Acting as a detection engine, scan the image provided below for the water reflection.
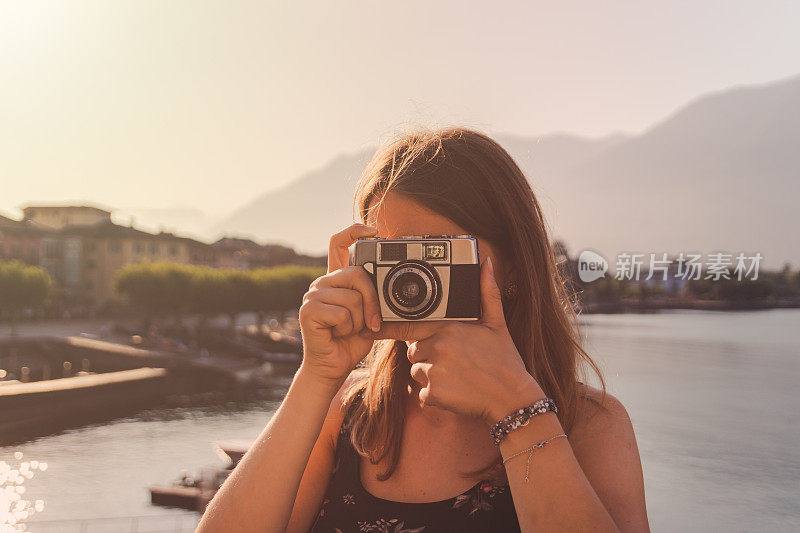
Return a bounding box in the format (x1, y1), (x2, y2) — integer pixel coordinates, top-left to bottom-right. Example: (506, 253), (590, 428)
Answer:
(1, 452), (48, 531)
(2, 310), (799, 532)
(1, 383), (291, 532)
(580, 309), (800, 531)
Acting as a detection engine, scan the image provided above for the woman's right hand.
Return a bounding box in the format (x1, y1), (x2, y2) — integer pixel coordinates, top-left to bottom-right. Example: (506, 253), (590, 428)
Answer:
(298, 223), (382, 385)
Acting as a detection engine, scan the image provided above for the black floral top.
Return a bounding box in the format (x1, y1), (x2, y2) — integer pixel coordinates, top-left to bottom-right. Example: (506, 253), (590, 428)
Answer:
(310, 390), (521, 532)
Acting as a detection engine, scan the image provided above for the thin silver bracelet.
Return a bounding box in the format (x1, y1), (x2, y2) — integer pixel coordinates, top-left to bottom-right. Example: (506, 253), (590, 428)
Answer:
(501, 433), (568, 483)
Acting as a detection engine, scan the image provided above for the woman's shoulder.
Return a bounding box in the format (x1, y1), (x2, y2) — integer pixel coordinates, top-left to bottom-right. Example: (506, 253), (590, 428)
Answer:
(320, 368), (369, 448)
(568, 384), (642, 491)
(568, 385), (649, 529)
(570, 384), (635, 449)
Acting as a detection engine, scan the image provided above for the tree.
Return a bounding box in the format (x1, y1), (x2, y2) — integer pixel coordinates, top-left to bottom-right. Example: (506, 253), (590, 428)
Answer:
(0, 260), (53, 336)
(218, 269), (256, 332)
(264, 266), (324, 322)
(183, 266), (223, 327)
(246, 268), (278, 331)
(114, 262), (325, 333)
(114, 262), (193, 327)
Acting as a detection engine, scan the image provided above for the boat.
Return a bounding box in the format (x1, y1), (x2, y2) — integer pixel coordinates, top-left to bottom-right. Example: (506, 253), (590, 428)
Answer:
(211, 439), (251, 467)
(149, 440), (252, 512)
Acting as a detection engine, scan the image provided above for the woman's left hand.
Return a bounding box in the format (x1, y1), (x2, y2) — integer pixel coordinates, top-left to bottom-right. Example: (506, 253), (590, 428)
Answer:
(373, 257), (544, 426)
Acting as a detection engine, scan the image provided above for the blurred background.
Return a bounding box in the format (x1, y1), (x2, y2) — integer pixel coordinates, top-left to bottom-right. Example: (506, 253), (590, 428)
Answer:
(1, 2), (798, 531)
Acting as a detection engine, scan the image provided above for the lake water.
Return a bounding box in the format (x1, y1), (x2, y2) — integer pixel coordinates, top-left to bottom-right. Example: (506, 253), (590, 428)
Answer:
(3, 310), (799, 532)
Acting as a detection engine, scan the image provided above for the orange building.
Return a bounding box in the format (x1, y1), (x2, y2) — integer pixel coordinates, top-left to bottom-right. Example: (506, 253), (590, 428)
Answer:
(0, 214), (45, 266)
(22, 205), (113, 230)
(17, 205), (213, 307)
(2, 204), (322, 309)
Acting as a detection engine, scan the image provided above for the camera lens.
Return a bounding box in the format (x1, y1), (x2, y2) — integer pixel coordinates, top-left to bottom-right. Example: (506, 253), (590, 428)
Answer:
(392, 272), (427, 308)
(383, 261), (442, 320)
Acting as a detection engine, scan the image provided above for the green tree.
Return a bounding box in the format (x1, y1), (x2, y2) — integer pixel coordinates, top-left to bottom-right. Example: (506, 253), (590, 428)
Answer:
(0, 260), (53, 336)
(115, 262), (324, 333)
(184, 266), (225, 327)
(246, 268), (279, 331)
(266, 265), (324, 322)
(218, 269), (257, 332)
(114, 262), (193, 327)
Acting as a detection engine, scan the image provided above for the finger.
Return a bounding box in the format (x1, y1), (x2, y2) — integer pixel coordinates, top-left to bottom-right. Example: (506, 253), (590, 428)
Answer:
(328, 306), (355, 337)
(316, 266), (381, 332)
(480, 256), (506, 328)
(407, 336), (442, 363)
(310, 287), (366, 334)
(418, 386), (433, 407)
(328, 223), (378, 273)
(300, 300), (355, 338)
(410, 361), (432, 386)
(368, 320), (446, 342)
(406, 341), (428, 363)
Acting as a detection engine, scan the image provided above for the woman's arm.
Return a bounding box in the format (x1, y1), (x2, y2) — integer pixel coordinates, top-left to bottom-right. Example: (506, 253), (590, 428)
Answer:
(196, 367), (343, 533)
(198, 223), (382, 532)
(286, 369), (366, 532)
(486, 381), (649, 532)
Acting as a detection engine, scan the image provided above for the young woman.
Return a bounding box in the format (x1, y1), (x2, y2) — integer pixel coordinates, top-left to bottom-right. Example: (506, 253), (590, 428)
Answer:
(197, 128), (649, 532)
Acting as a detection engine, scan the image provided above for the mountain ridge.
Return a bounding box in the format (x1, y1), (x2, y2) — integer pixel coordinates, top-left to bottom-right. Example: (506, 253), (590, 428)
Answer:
(215, 74), (800, 265)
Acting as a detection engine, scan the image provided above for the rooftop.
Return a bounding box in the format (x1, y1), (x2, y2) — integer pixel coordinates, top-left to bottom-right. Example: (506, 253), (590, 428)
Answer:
(22, 204), (112, 216)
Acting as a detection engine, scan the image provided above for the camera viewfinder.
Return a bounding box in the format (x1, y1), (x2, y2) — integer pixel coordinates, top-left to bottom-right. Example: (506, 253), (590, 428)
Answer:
(423, 243), (447, 261)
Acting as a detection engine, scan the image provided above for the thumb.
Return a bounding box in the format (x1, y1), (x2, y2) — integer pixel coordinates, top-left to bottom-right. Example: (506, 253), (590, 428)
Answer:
(480, 256), (506, 328)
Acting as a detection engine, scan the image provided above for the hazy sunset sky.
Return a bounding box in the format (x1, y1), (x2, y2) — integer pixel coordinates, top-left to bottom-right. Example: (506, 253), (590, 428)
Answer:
(1, 1), (798, 217)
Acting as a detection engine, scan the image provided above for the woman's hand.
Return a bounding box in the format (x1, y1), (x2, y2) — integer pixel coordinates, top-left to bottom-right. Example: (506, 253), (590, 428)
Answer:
(298, 224), (382, 386)
(373, 257), (542, 425)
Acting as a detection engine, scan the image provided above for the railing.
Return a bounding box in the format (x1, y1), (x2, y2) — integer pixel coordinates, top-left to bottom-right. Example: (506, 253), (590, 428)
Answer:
(21, 513), (199, 533)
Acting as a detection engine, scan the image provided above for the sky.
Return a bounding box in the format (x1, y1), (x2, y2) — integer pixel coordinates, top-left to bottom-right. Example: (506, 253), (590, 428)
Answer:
(1, 1), (799, 218)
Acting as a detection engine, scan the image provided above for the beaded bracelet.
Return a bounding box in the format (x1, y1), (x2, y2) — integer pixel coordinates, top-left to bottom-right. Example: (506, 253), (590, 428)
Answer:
(489, 398), (557, 445)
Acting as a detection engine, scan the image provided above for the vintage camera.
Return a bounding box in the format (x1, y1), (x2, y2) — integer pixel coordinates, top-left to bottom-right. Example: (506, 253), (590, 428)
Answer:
(349, 235), (481, 321)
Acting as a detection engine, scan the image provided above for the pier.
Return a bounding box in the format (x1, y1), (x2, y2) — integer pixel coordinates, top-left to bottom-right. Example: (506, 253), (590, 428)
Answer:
(0, 335), (300, 445)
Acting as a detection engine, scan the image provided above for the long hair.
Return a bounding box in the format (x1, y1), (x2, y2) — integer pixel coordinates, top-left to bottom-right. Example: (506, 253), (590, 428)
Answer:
(342, 127), (604, 481)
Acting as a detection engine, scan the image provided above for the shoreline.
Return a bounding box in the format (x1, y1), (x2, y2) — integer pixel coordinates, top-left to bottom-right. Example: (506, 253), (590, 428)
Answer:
(578, 298), (800, 314)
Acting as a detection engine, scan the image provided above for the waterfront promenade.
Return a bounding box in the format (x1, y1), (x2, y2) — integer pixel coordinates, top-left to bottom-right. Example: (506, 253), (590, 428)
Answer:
(0, 316), (301, 445)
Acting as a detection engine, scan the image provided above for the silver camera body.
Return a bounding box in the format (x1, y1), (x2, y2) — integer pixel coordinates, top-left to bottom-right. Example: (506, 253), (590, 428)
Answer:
(349, 235), (481, 321)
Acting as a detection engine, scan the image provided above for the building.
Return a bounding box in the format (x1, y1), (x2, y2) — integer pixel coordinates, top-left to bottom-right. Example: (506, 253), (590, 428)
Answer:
(636, 258), (689, 296)
(0, 214), (46, 266)
(212, 237), (325, 270)
(22, 205), (112, 230)
(1, 204), (324, 309)
(1, 205), (215, 307)
(41, 222), (215, 307)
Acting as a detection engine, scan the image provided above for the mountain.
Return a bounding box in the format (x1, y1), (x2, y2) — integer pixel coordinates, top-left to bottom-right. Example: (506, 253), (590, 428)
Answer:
(112, 207), (221, 242)
(215, 150), (374, 253)
(214, 136), (626, 253)
(546, 75), (800, 267)
(217, 75), (800, 266)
